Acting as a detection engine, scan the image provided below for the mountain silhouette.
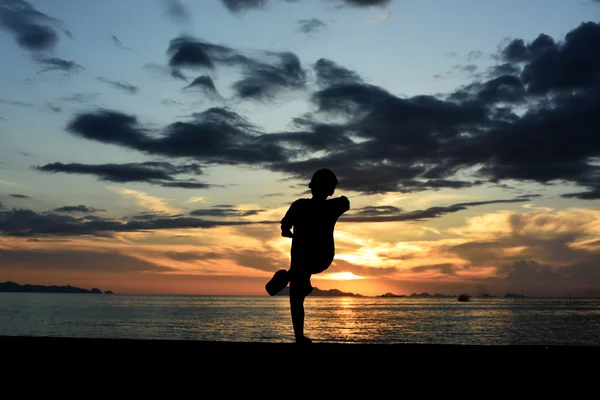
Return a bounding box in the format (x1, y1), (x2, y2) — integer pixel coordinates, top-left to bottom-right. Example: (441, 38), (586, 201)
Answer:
(0, 281), (111, 294)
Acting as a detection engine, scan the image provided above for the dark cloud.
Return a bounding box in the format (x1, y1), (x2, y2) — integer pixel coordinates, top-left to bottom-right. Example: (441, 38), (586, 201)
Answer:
(0, 206), (276, 237)
(221, 0), (268, 12)
(449, 74), (525, 105)
(167, 36), (232, 70)
(190, 207), (265, 217)
(233, 51), (306, 100)
(51, 22), (600, 198)
(258, 119), (354, 153)
(354, 205), (402, 216)
(562, 187), (600, 200)
(161, 0), (191, 24)
(0, 0), (70, 52)
(221, 0), (391, 13)
(183, 75), (220, 98)
(143, 63), (188, 82)
(54, 205), (105, 213)
(499, 24), (598, 94)
(342, 198), (531, 223)
(66, 108), (291, 165)
(31, 54), (84, 74)
(167, 36), (306, 100)
(34, 161), (212, 189)
(297, 18), (327, 34)
(9, 194), (30, 199)
(314, 58), (363, 87)
(110, 35), (131, 51)
(271, 23), (600, 196)
(97, 77), (139, 94)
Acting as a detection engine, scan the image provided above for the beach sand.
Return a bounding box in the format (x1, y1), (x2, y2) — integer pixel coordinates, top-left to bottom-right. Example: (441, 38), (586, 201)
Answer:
(3, 335), (598, 355)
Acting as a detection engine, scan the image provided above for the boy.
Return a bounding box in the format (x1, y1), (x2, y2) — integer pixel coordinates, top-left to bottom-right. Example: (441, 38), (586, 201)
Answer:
(265, 168), (350, 344)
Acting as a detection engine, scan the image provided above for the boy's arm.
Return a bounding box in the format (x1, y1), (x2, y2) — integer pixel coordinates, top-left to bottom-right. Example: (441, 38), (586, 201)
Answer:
(333, 195), (350, 216)
(280, 201), (297, 237)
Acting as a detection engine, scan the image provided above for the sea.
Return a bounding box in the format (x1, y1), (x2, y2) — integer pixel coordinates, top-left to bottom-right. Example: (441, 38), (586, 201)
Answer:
(1, 293), (599, 346)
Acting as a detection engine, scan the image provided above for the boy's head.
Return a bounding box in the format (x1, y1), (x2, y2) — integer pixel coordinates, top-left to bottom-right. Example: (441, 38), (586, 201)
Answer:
(309, 168), (338, 198)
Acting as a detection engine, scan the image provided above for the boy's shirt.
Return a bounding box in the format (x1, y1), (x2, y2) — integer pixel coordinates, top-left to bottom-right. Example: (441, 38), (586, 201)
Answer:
(281, 196), (350, 274)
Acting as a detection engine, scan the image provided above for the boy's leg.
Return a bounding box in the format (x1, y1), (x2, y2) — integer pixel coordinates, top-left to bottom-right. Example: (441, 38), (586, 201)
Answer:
(289, 269), (313, 343)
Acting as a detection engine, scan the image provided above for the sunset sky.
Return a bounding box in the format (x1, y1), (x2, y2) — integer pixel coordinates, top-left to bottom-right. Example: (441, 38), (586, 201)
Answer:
(1, 0), (600, 297)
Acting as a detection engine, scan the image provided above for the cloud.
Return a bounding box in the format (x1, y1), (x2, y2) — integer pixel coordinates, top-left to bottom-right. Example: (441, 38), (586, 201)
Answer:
(45, 103), (61, 113)
(185, 196), (207, 204)
(34, 161), (212, 189)
(221, 0), (268, 13)
(59, 93), (101, 104)
(182, 75), (220, 98)
(110, 35), (131, 51)
(31, 54), (84, 74)
(412, 263), (456, 275)
(313, 58), (363, 87)
(48, 22), (600, 199)
(97, 77), (140, 94)
(221, 0), (392, 13)
(467, 50), (483, 61)
(190, 207), (265, 217)
(9, 194), (30, 199)
(268, 23), (600, 196)
(143, 63), (188, 82)
(260, 192), (284, 198)
(0, 0), (70, 52)
(0, 248), (173, 272)
(65, 108), (291, 165)
(343, 198), (532, 222)
(54, 205), (105, 213)
(297, 18), (327, 35)
(0, 205), (276, 237)
(112, 188), (182, 215)
(166, 36), (307, 100)
(161, 0), (191, 24)
(498, 23), (599, 94)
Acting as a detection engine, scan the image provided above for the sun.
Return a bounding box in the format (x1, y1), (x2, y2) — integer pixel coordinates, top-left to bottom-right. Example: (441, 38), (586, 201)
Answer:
(322, 272), (365, 280)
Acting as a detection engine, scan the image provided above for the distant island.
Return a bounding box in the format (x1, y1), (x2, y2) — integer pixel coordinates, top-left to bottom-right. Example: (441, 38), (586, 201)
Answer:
(0, 281), (113, 294)
(380, 292), (455, 298)
(276, 286), (364, 297)
(273, 288), (525, 298)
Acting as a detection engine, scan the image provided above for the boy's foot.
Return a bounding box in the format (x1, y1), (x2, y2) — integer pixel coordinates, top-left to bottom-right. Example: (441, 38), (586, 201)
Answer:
(265, 269), (290, 296)
(295, 336), (313, 345)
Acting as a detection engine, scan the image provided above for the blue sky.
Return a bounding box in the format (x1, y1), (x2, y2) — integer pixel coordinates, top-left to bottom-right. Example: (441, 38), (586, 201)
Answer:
(2, 0), (597, 208)
(1, 0), (600, 296)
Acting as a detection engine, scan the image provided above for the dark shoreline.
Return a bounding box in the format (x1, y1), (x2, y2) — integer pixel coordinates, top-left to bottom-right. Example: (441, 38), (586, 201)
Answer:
(2, 335), (598, 354)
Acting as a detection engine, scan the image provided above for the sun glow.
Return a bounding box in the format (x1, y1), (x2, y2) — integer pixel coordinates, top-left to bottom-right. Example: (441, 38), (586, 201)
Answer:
(322, 272), (366, 280)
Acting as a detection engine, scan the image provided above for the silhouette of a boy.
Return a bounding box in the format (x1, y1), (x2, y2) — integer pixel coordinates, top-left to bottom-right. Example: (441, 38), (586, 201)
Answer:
(266, 168), (350, 344)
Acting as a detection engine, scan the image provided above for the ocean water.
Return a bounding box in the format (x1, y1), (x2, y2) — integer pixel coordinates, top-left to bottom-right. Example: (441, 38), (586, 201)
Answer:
(1, 293), (599, 346)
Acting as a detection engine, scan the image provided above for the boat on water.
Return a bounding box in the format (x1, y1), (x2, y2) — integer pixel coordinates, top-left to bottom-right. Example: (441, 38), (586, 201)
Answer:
(457, 294), (470, 302)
